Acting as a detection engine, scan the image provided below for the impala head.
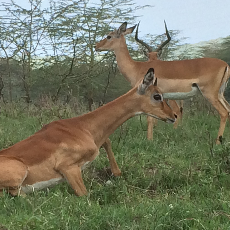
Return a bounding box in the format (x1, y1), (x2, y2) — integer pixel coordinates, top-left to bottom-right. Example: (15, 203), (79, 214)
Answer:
(135, 20), (171, 59)
(136, 68), (176, 124)
(95, 22), (136, 51)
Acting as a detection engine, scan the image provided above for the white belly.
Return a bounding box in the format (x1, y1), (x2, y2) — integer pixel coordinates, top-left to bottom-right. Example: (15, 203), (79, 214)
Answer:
(21, 177), (64, 194)
(21, 161), (91, 194)
(158, 78), (198, 93)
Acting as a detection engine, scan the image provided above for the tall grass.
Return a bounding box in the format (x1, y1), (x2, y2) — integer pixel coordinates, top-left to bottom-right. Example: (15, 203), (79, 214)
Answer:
(0, 98), (230, 230)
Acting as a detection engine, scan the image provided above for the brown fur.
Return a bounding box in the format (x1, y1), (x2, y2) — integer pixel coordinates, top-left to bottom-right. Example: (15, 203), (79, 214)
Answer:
(0, 70), (176, 196)
(95, 23), (230, 144)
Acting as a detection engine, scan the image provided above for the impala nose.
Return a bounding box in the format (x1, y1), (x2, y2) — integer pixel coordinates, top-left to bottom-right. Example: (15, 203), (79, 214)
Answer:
(167, 118), (176, 124)
(166, 114), (177, 124)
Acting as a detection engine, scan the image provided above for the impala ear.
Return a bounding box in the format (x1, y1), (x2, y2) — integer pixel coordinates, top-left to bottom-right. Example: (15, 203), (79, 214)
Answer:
(117, 22), (127, 36)
(123, 25), (136, 35)
(137, 68), (155, 95)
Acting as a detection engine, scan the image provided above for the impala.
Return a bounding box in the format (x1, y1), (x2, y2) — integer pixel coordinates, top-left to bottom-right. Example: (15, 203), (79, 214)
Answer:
(95, 22), (230, 144)
(0, 68), (176, 197)
(96, 22), (181, 140)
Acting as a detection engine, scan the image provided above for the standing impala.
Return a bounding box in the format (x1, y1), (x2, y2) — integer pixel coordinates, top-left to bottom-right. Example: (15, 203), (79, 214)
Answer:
(96, 22), (181, 140)
(95, 22), (230, 144)
(0, 68), (176, 197)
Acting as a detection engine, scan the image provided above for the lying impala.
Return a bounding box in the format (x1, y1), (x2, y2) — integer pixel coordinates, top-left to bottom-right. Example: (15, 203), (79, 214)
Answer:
(0, 68), (176, 196)
(95, 22), (230, 144)
(135, 21), (183, 129)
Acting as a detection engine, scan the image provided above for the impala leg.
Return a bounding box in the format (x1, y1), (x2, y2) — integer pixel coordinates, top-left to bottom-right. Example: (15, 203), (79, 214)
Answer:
(147, 116), (157, 140)
(102, 139), (121, 176)
(217, 116), (228, 144)
(219, 97), (230, 134)
(168, 100), (182, 129)
(179, 100), (184, 124)
(59, 165), (87, 196)
(175, 103), (183, 128)
(205, 95), (229, 144)
(220, 97), (230, 111)
(0, 157), (28, 196)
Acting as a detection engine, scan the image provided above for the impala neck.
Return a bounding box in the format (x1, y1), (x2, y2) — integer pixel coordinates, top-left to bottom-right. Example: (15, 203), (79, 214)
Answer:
(114, 36), (138, 86)
(79, 87), (140, 147)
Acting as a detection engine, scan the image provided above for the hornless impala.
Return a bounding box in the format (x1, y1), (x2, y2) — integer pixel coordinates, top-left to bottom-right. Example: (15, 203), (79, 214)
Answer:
(0, 68), (176, 197)
(95, 22), (230, 144)
(135, 21), (183, 130)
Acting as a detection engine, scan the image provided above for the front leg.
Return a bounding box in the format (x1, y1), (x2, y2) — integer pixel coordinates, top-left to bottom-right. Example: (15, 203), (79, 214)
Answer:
(58, 165), (87, 196)
(147, 116), (157, 140)
(102, 138), (121, 176)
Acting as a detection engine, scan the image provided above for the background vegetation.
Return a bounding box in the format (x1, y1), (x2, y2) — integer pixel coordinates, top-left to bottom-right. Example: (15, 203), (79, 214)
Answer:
(0, 0), (230, 229)
(0, 0), (229, 107)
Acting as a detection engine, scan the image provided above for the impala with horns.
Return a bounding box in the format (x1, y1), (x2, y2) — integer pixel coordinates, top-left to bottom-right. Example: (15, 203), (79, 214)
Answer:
(96, 22), (181, 140)
(95, 22), (230, 144)
(135, 20), (171, 59)
(135, 21), (183, 129)
(0, 68), (176, 197)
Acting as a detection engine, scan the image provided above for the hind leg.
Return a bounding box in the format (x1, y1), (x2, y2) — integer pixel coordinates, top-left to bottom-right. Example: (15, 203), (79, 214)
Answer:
(219, 96), (230, 134)
(102, 139), (121, 176)
(203, 94), (229, 144)
(218, 94), (230, 110)
(0, 156), (28, 196)
(178, 100), (184, 124)
(147, 116), (157, 140)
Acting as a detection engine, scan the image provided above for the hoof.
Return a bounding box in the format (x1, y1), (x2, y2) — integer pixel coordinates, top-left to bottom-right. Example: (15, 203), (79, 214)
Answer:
(112, 170), (122, 177)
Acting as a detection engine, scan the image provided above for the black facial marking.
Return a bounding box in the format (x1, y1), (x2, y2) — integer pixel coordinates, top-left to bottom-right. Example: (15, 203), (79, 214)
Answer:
(192, 83), (198, 87)
(147, 68), (154, 75)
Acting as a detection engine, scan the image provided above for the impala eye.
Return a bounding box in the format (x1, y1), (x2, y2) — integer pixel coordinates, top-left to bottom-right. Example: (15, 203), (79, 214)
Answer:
(107, 35), (111, 39)
(153, 94), (162, 101)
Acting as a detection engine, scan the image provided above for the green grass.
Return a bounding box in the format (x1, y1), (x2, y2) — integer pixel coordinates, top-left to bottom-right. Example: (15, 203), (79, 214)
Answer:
(0, 102), (230, 230)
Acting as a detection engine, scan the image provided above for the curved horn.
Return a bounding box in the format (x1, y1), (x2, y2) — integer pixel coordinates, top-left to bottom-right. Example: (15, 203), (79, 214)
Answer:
(135, 22), (153, 53)
(163, 84), (199, 100)
(155, 20), (171, 53)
